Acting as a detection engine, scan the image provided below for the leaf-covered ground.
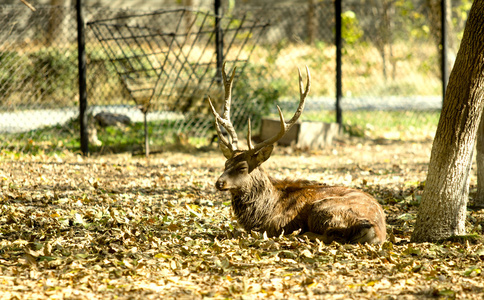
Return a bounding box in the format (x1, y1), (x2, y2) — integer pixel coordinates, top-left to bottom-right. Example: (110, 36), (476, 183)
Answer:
(1, 139), (484, 299)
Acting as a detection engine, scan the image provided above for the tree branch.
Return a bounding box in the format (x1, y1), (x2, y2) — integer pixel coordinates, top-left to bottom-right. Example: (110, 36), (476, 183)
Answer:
(19, 0), (36, 11)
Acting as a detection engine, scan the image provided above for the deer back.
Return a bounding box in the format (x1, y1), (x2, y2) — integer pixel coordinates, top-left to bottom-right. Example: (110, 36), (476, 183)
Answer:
(266, 178), (386, 244)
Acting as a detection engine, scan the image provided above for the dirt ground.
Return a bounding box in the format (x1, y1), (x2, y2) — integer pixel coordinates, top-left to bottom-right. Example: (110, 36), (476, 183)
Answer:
(1, 138), (484, 299)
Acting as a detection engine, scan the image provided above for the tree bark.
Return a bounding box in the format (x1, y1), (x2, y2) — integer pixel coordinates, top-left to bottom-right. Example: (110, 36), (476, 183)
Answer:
(411, 0), (484, 243)
(476, 114), (484, 207)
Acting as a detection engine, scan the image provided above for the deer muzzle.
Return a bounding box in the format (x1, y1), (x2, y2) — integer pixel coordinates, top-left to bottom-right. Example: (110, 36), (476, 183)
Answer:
(215, 178), (229, 191)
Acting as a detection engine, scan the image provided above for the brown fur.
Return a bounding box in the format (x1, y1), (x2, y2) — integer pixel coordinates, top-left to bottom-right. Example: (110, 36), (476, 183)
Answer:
(216, 150), (386, 244)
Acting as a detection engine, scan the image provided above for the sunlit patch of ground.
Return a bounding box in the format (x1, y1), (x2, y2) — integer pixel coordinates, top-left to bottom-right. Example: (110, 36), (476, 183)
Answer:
(0, 139), (483, 299)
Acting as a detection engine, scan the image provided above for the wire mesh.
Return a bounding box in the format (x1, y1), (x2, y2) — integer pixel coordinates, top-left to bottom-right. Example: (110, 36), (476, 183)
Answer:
(0, 1), (471, 154)
(338, 0), (452, 140)
(85, 7), (270, 153)
(0, 5), (79, 153)
(88, 8), (268, 136)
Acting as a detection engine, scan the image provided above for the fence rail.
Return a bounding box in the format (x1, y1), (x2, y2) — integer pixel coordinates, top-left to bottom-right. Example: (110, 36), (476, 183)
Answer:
(0, 1), (468, 154)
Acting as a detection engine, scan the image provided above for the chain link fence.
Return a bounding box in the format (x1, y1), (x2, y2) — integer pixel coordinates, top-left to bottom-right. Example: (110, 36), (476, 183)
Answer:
(0, 5), (78, 152)
(0, 1), (469, 154)
(339, 0), (448, 140)
(85, 6), (270, 155)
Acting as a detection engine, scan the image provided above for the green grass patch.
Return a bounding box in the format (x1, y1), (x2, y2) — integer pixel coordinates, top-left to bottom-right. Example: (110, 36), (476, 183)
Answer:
(0, 110), (440, 155)
(0, 117), (211, 155)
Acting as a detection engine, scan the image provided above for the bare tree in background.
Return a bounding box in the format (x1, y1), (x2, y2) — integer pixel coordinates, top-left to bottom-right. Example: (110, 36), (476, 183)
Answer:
(307, 0), (316, 44)
(425, 0), (455, 74)
(46, 0), (73, 46)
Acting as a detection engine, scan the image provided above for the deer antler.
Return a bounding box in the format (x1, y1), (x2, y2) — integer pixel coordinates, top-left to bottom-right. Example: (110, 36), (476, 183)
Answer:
(247, 66), (310, 153)
(207, 62), (239, 152)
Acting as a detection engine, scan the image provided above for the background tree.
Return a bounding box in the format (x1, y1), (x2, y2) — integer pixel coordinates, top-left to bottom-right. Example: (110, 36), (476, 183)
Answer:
(411, 0), (484, 242)
(424, 0), (455, 74)
(46, 0), (73, 46)
(307, 0), (316, 44)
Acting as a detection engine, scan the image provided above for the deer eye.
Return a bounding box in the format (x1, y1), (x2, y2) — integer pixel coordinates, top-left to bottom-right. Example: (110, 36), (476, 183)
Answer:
(238, 166), (248, 173)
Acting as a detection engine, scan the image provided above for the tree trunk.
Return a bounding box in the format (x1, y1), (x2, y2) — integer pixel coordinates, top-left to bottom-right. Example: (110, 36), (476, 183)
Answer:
(47, 0), (63, 46)
(47, 0), (72, 46)
(307, 0), (316, 44)
(476, 114), (484, 207)
(411, 0), (484, 243)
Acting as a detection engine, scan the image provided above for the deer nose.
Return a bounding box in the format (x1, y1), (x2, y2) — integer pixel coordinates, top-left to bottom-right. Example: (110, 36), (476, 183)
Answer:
(215, 179), (227, 191)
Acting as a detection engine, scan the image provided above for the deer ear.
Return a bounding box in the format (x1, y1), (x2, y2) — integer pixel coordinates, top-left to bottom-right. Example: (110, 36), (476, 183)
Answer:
(255, 145), (274, 166)
(219, 142), (233, 159)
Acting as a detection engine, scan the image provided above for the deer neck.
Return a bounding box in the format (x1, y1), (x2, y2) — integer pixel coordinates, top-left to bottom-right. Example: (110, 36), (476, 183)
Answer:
(229, 167), (279, 232)
(230, 167), (276, 200)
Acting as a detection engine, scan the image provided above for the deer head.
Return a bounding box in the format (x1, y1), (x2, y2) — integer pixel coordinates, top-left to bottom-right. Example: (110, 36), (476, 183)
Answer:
(207, 63), (310, 191)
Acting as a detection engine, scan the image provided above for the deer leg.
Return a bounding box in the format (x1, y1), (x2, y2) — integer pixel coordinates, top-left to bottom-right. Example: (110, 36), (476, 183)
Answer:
(314, 219), (376, 244)
(308, 205), (380, 244)
(346, 219), (379, 244)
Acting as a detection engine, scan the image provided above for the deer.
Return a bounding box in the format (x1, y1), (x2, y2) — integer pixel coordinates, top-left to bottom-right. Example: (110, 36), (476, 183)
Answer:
(207, 63), (386, 244)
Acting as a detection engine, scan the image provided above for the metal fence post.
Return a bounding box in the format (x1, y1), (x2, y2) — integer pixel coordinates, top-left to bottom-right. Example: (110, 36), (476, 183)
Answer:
(77, 0), (88, 155)
(335, 0), (343, 125)
(441, 0), (448, 102)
